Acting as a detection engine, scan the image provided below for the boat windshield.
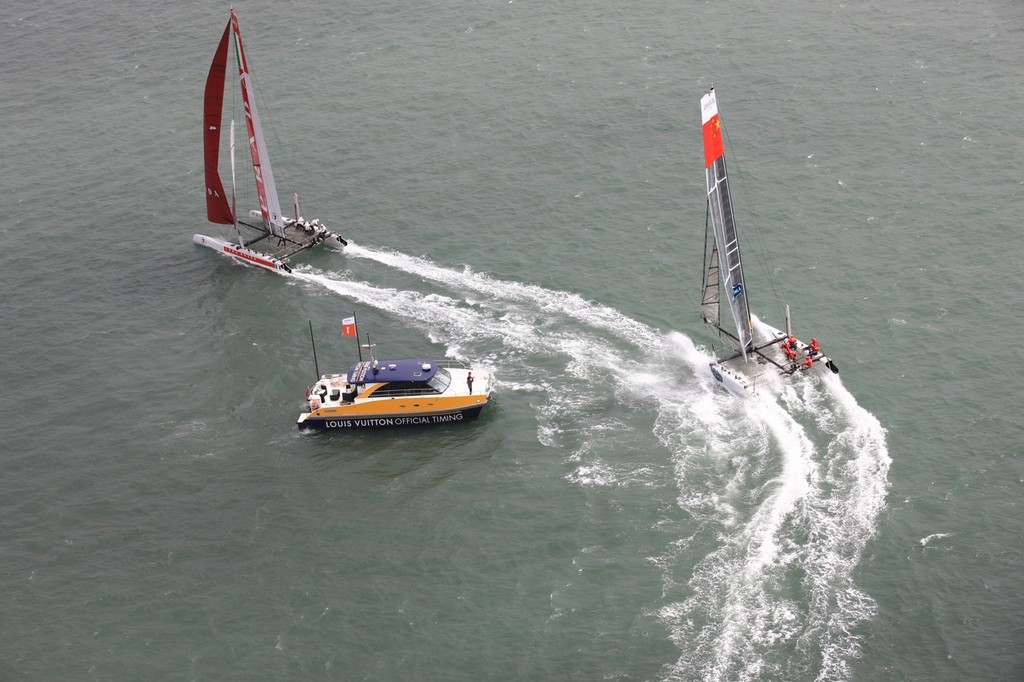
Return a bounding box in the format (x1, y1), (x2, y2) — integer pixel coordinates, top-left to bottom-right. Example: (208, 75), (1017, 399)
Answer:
(427, 368), (452, 393)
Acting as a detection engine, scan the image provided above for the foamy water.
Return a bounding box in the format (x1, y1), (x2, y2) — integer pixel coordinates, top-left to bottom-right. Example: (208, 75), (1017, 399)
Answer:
(291, 245), (890, 680)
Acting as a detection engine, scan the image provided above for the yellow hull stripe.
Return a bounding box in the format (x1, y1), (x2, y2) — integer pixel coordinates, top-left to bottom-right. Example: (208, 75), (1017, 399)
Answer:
(309, 395), (487, 419)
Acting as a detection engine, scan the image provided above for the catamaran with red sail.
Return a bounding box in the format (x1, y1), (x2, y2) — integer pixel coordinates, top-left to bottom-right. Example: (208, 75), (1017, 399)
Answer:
(698, 87), (839, 396)
(194, 9), (347, 274)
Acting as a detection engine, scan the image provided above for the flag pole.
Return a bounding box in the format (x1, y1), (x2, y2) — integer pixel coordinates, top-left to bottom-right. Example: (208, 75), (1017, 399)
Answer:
(308, 321), (320, 381)
(354, 311), (362, 362)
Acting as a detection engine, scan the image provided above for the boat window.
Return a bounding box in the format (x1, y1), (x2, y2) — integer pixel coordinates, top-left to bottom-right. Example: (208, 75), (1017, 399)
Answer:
(427, 368), (451, 393)
(370, 381), (437, 397)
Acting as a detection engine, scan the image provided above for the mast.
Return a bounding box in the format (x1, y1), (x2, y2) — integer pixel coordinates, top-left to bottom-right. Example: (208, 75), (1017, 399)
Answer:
(229, 120), (245, 247)
(229, 10), (286, 238)
(701, 88), (753, 357)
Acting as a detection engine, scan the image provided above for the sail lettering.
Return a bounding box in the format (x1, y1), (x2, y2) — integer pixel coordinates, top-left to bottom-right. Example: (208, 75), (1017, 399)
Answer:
(223, 245), (277, 269)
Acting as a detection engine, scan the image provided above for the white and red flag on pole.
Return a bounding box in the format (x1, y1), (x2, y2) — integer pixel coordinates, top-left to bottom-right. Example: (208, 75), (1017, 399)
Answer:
(341, 316), (356, 338)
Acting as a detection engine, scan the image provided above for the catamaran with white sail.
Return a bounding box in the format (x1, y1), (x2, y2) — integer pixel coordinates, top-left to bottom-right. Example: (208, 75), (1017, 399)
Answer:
(698, 87), (839, 396)
(194, 9), (347, 274)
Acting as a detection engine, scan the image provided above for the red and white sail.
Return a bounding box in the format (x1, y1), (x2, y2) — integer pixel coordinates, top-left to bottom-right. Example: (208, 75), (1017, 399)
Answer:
(701, 88), (753, 356)
(230, 11), (285, 237)
(204, 10), (285, 237)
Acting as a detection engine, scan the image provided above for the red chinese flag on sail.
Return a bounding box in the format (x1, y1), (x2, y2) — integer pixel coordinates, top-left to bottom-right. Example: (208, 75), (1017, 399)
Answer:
(341, 316), (356, 338)
(701, 89), (725, 168)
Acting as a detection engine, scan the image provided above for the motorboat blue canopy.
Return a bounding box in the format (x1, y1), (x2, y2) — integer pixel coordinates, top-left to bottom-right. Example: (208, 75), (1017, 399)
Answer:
(347, 359), (439, 385)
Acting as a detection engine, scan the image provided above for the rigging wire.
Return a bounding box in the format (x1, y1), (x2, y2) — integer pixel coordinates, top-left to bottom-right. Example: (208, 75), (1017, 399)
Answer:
(228, 70), (252, 236)
(701, 203), (711, 309)
(719, 113), (789, 324)
(244, 46), (299, 205)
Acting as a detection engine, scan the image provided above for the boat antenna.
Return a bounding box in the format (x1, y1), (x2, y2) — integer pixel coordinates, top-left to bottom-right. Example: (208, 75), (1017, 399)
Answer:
(361, 335), (377, 366)
(308, 321), (320, 380)
(352, 311), (362, 362)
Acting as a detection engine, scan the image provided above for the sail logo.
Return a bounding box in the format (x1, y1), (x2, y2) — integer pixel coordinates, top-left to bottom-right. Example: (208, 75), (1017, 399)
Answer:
(701, 97), (717, 118)
(732, 282), (744, 300)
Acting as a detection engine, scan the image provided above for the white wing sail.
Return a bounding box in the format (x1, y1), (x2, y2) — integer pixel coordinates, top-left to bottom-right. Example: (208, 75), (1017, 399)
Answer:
(701, 88), (752, 356)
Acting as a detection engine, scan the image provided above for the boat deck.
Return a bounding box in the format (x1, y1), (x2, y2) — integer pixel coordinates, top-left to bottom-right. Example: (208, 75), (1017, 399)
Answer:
(236, 218), (327, 262)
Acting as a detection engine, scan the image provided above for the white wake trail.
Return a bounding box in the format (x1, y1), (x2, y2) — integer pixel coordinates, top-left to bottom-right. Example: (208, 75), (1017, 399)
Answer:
(287, 265), (667, 456)
(343, 242), (662, 352)
(657, 334), (889, 681)
(290, 250), (679, 460)
(790, 374), (891, 681)
(289, 250), (889, 681)
(289, 268), (539, 366)
(658, 395), (820, 679)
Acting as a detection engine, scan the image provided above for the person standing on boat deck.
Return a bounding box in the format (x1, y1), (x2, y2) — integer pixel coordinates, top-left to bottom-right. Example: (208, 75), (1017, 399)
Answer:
(467, 372), (474, 394)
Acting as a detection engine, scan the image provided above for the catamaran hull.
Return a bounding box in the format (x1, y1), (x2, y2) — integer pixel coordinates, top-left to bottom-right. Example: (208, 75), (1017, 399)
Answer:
(322, 234), (346, 250)
(192, 234), (292, 273)
(297, 405), (485, 430)
(708, 361), (757, 397)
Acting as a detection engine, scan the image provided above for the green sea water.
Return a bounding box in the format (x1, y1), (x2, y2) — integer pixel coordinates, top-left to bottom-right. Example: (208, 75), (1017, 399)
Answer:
(2, 0), (1023, 679)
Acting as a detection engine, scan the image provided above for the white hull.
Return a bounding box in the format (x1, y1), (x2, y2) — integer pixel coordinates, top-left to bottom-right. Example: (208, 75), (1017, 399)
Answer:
(321, 233), (346, 251)
(708, 359), (757, 397)
(192, 234), (290, 273)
